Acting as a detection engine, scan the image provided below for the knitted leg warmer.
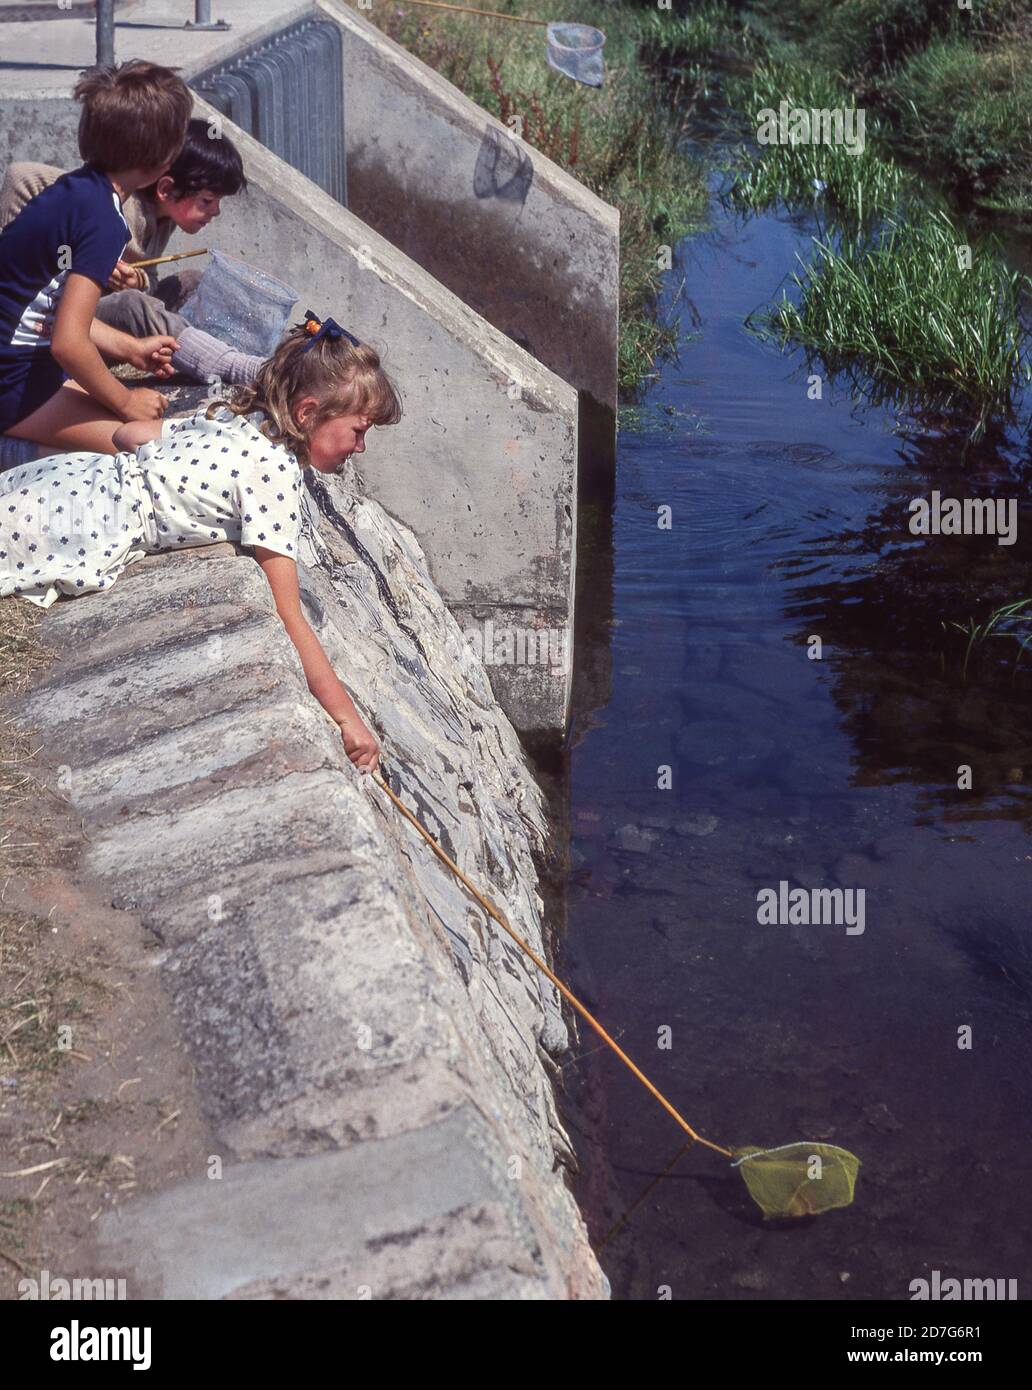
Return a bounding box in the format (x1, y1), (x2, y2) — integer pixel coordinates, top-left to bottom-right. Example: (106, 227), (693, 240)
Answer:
(172, 326), (264, 386)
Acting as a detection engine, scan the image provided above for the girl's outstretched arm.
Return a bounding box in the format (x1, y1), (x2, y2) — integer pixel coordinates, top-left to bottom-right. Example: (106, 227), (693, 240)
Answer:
(253, 547), (380, 774)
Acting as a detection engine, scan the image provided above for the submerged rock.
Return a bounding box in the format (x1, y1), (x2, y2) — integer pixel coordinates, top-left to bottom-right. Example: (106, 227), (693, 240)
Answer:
(614, 823), (662, 854)
(675, 814), (719, 837)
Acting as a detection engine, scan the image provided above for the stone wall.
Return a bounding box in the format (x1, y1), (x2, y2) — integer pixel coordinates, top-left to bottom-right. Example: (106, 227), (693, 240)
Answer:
(12, 465), (607, 1299)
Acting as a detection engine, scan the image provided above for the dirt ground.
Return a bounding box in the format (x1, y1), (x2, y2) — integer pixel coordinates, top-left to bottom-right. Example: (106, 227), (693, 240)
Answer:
(0, 600), (211, 1301)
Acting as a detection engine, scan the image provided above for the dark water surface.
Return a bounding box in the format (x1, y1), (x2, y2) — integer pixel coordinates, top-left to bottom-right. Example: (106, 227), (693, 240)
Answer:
(561, 188), (1032, 1300)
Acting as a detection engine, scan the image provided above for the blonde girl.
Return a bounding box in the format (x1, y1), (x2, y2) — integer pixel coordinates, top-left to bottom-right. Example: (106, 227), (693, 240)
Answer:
(0, 314), (403, 773)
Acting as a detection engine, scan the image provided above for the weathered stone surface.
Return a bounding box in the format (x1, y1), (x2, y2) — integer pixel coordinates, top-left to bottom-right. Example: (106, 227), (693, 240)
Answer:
(13, 470), (606, 1300)
(96, 1107), (561, 1301)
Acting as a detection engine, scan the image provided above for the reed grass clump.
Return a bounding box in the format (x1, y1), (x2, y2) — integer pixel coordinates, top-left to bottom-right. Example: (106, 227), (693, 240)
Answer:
(948, 599), (1032, 678)
(753, 209), (1032, 419)
(635, 1), (756, 69)
(742, 0), (1032, 214)
(725, 60), (909, 224)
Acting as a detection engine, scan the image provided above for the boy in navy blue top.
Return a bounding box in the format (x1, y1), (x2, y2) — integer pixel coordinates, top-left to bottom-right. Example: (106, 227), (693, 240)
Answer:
(0, 60), (192, 456)
(0, 165), (132, 428)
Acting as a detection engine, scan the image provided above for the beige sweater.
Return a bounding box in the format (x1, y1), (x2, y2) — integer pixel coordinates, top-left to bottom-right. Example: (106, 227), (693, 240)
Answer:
(0, 160), (173, 290)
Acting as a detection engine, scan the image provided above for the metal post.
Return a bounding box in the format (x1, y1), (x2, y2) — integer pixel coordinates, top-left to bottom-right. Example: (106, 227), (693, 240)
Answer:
(186, 0), (231, 31)
(96, 0), (115, 67)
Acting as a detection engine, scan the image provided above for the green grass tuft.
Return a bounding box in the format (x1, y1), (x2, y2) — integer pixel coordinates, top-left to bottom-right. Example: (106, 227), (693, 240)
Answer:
(742, 1), (1032, 214)
(948, 599), (1032, 680)
(725, 60), (909, 225)
(635, 1), (757, 68)
(751, 209), (1032, 423)
(883, 35), (1032, 213)
(753, 0), (959, 77)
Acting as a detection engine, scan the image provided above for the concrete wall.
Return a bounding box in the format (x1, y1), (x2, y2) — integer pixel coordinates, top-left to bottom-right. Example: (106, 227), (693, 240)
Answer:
(0, 22), (579, 738)
(319, 0), (620, 479)
(11, 468), (608, 1299)
(0, 98), (79, 175)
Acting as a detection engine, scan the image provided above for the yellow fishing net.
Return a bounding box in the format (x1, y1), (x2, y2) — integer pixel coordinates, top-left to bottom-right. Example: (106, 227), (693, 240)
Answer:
(732, 1142), (861, 1218)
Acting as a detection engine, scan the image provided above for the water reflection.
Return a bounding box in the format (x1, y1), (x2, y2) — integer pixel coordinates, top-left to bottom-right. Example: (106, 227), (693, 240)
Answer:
(562, 185), (1032, 1300)
(783, 414), (1032, 829)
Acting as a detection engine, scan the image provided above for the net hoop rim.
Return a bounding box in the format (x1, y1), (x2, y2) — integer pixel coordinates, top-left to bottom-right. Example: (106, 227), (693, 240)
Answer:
(730, 1141), (858, 1168)
(546, 22), (606, 53)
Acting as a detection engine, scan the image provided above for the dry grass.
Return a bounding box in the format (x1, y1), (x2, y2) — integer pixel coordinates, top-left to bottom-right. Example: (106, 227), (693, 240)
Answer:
(0, 596), (49, 869)
(0, 598), (196, 1296)
(0, 596), (64, 1285)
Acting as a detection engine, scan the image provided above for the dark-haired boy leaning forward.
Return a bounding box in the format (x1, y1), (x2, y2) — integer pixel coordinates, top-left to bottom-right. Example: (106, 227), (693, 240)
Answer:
(1, 118), (263, 393)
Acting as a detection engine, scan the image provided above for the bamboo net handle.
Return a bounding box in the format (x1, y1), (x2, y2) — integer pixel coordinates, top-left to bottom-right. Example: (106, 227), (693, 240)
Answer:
(132, 247), (209, 269)
(320, 707), (731, 1158)
(389, 0), (549, 26)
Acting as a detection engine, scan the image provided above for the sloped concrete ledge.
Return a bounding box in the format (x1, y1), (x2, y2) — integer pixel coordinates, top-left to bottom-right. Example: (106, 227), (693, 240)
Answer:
(11, 477), (606, 1300)
(322, 0), (620, 471)
(95, 1106), (566, 1300)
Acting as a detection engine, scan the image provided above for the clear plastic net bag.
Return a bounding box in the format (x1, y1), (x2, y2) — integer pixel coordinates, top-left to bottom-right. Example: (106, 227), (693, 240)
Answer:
(179, 250), (298, 358)
(546, 23), (605, 88)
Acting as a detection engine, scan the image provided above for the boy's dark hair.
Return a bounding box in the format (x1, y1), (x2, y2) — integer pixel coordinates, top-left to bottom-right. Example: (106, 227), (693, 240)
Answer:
(74, 60), (191, 174)
(164, 119), (247, 198)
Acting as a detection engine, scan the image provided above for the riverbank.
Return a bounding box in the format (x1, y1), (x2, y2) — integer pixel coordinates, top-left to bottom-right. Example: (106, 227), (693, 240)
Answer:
(375, 1), (1030, 418)
(637, 2), (1031, 432)
(646, 0), (1032, 218)
(748, 0), (1032, 217)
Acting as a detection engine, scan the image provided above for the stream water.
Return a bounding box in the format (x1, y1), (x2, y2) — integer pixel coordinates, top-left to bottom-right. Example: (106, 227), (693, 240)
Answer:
(561, 172), (1032, 1300)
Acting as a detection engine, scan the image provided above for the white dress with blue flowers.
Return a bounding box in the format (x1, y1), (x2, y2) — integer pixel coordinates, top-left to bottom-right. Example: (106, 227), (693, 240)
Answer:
(0, 406), (303, 608)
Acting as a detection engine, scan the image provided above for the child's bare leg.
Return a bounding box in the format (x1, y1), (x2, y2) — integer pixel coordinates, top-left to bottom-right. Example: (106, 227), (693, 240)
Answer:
(5, 383), (125, 455)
